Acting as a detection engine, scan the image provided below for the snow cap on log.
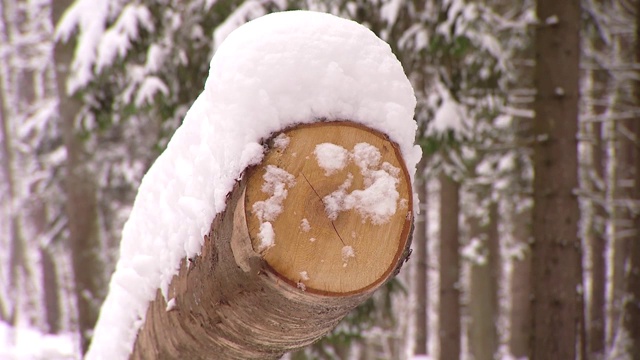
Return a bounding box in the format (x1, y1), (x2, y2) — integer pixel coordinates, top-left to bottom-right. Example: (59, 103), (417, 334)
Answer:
(87, 10), (419, 359)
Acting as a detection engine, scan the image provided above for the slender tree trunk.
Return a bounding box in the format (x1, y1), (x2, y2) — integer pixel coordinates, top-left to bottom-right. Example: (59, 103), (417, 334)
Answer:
(586, 69), (607, 360)
(607, 12), (635, 351)
(52, 0), (106, 353)
(509, 200), (531, 358)
(468, 201), (500, 360)
(0, 0), (30, 327)
(41, 246), (61, 334)
(530, 1), (581, 359)
(0, 69), (25, 327)
(581, 6), (608, 358)
(619, 3), (640, 354)
(620, 113), (640, 358)
(438, 172), (460, 360)
(414, 158), (429, 356)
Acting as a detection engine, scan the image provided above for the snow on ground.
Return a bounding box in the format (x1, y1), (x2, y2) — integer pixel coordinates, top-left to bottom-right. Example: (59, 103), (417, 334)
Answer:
(0, 321), (77, 359)
(86, 10), (419, 359)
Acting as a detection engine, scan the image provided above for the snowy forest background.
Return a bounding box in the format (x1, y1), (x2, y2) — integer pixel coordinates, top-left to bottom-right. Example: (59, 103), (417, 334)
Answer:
(0, 0), (638, 359)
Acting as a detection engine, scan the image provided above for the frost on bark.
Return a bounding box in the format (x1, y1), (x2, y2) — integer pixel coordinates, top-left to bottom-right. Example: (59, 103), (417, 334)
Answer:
(530, 0), (582, 359)
(130, 122), (414, 359)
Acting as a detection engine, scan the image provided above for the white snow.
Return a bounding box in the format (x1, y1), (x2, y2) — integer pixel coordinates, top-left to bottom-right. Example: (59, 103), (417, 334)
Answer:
(323, 173), (354, 220)
(299, 271), (310, 281)
(273, 133), (290, 150)
(251, 165), (296, 253)
(165, 298), (176, 312)
(341, 245), (356, 267)
(257, 222), (275, 252)
(545, 15), (559, 25)
(321, 143), (402, 225)
(314, 143), (349, 176)
(251, 165), (296, 223)
(87, 11), (419, 359)
(300, 218), (311, 232)
(352, 142), (382, 172)
(0, 321), (76, 359)
(399, 198), (409, 209)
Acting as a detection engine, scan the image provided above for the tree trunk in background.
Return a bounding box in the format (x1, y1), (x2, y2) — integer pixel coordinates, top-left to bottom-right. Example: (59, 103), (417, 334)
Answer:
(414, 158), (429, 356)
(509, 201), (531, 358)
(607, 9), (636, 350)
(438, 173), (460, 360)
(0, 70), (26, 327)
(41, 246), (61, 334)
(469, 201), (500, 360)
(619, 4), (640, 354)
(0, 0), (31, 327)
(52, 0), (106, 353)
(530, 0), (581, 359)
(586, 64), (607, 360)
(620, 110), (640, 358)
(581, 4), (609, 357)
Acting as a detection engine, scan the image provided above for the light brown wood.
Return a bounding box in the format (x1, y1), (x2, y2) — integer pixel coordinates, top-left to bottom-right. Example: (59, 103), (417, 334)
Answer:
(245, 122), (412, 295)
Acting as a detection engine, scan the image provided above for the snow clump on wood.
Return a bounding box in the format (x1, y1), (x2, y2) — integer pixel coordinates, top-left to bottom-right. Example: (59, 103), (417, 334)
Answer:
(320, 142), (401, 224)
(341, 245), (356, 267)
(257, 222), (276, 252)
(273, 133), (290, 150)
(314, 143), (349, 175)
(300, 218), (311, 232)
(252, 165), (296, 252)
(252, 165), (296, 222)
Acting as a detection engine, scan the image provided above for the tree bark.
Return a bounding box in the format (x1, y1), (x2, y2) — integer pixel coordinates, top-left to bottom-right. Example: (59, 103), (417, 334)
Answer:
(509, 201), (531, 358)
(52, 0), (106, 353)
(131, 122), (414, 359)
(586, 52), (607, 360)
(468, 201), (500, 360)
(41, 246), (61, 334)
(0, 0), (30, 327)
(530, 1), (581, 359)
(438, 172), (460, 360)
(414, 157), (429, 356)
(619, 2), (640, 354)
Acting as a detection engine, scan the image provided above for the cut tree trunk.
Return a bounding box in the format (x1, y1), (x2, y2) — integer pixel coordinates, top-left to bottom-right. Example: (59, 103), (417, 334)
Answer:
(131, 122), (414, 359)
